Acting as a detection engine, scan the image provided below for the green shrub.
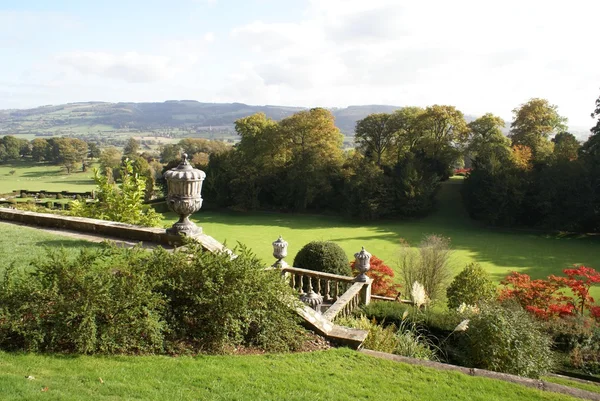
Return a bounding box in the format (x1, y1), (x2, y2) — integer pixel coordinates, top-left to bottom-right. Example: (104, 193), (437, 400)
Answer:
(293, 241), (351, 276)
(0, 242), (306, 355)
(337, 315), (437, 360)
(569, 328), (600, 375)
(463, 302), (555, 378)
(69, 160), (161, 227)
(446, 263), (496, 310)
(0, 247), (165, 354)
(56, 193), (63, 199)
(152, 242), (306, 353)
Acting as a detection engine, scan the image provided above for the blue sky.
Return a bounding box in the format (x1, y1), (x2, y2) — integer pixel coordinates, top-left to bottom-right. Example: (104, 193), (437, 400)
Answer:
(1, 0), (599, 128)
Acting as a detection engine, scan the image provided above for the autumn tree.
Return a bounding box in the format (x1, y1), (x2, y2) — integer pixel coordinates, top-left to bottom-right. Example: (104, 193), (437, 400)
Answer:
(510, 98), (567, 160)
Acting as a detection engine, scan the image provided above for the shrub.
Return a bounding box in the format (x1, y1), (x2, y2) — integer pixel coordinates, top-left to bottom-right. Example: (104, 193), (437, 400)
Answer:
(446, 263), (496, 310)
(56, 193), (63, 199)
(69, 160), (161, 227)
(569, 327), (600, 375)
(0, 242), (306, 354)
(0, 247), (165, 354)
(337, 315), (437, 360)
(398, 235), (452, 302)
(350, 254), (401, 297)
(293, 241), (351, 276)
(463, 302), (555, 378)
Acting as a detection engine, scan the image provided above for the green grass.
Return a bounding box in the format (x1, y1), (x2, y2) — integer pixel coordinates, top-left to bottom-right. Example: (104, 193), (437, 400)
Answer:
(0, 222), (103, 272)
(165, 178), (600, 290)
(543, 376), (600, 394)
(0, 161), (96, 194)
(0, 348), (577, 401)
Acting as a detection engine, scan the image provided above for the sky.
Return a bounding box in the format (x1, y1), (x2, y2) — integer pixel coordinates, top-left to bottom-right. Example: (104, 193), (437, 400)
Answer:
(1, 0), (599, 128)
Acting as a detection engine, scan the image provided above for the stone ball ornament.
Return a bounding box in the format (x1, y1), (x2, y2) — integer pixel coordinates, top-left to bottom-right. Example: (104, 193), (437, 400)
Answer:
(164, 154), (206, 236)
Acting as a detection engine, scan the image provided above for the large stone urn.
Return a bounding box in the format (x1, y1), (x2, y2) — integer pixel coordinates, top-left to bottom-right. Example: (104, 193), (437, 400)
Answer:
(164, 154), (206, 236)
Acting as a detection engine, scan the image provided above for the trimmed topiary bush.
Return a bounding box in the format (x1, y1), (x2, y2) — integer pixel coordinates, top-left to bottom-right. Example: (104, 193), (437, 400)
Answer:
(446, 263), (496, 310)
(293, 241), (351, 276)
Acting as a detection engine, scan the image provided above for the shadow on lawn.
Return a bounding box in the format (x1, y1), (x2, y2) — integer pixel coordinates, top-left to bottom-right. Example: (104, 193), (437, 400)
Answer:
(34, 240), (105, 250)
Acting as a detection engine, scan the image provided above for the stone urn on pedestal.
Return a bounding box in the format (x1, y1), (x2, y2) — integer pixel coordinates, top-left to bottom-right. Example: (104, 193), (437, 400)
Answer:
(164, 154), (206, 236)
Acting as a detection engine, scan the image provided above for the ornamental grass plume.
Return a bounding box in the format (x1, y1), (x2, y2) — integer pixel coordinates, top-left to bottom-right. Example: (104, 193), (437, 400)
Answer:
(453, 319), (470, 333)
(411, 281), (428, 309)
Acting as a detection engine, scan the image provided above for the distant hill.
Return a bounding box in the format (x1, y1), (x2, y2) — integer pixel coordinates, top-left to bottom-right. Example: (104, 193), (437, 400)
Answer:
(0, 101), (410, 137)
(3, 100), (589, 141)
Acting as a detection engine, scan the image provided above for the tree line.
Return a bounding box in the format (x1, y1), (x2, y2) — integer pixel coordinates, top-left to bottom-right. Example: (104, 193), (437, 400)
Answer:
(463, 95), (600, 232)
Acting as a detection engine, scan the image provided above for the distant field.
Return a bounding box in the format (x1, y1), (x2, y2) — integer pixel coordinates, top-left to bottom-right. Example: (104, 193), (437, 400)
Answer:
(0, 161), (96, 195)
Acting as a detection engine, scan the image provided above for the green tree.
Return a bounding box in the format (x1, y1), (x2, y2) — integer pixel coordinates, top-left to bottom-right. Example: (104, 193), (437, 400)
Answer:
(159, 144), (181, 164)
(53, 138), (88, 174)
(416, 105), (469, 178)
(552, 132), (580, 161)
(31, 138), (50, 162)
(510, 98), (567, 160)
(467, 113), (511, 169)
(0, 136), (24, 162)
(388, 106), (426, 157)
(123, 137), (140, 156)
(279, 108), (344, 210)
(355, 113), (397, 166)
(87, 142), (102, 159)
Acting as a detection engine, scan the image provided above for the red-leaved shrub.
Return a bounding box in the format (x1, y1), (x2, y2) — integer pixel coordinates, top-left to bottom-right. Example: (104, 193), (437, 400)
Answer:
(351, 255), (401, 297)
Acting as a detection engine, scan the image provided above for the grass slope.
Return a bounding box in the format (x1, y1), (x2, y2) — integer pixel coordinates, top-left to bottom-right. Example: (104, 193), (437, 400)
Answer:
(0, 348), (577, 401)
(0, 161), (96, 194)
(168, 178), (600, 287)
(0, 222), (103, 272)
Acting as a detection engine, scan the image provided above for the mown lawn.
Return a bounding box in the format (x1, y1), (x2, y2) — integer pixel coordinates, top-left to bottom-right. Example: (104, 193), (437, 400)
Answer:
(0, 348), (578, 401)
(0, 222), (103, 272)
(166, 179), (600, 288)
(0, 161), (96, 195)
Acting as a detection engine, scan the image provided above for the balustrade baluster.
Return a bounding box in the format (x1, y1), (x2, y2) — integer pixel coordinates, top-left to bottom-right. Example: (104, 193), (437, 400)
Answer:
(316, 278), (322, 296)
(299, 275), (305, 295)
(325, 280), (331, 301)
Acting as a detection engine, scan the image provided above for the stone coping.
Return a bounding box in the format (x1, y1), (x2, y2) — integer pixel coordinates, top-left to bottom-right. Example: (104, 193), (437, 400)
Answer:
(0, 208), (226, 253)
(360, 349), (600, 401)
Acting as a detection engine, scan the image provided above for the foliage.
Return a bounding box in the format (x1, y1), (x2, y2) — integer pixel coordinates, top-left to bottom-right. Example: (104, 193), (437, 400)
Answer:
(498, 266), (600, 319)
(398, 235), (452, 302)
(350, 254), (400, 297)
(510, 98), (567, 161)
(354, 113), (397, 166)
(446, 263), (496, 310)
(69, 159), (161, 227)
(463, 301), (555, 378)
(337, 315), (437, 360)
(0, 242), (306, 355)
(0, 247), (166, 354)
(552, 132), (580, 161)
(569, 328), (600, 375)
(293, 241), (351, 276)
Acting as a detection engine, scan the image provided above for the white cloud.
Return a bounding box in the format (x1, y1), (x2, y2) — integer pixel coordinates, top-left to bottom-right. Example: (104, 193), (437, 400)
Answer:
(226, 0), (600, 126)
(55, 35), (214, 84)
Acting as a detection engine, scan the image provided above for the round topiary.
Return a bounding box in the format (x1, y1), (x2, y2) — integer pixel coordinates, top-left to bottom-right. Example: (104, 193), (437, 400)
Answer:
(293, 241), (351, 276)
(446, 262), (496, 310)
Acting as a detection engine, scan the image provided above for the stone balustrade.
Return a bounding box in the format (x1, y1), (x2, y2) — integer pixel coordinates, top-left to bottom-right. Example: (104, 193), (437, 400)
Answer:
(280, 266), (356, 302)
